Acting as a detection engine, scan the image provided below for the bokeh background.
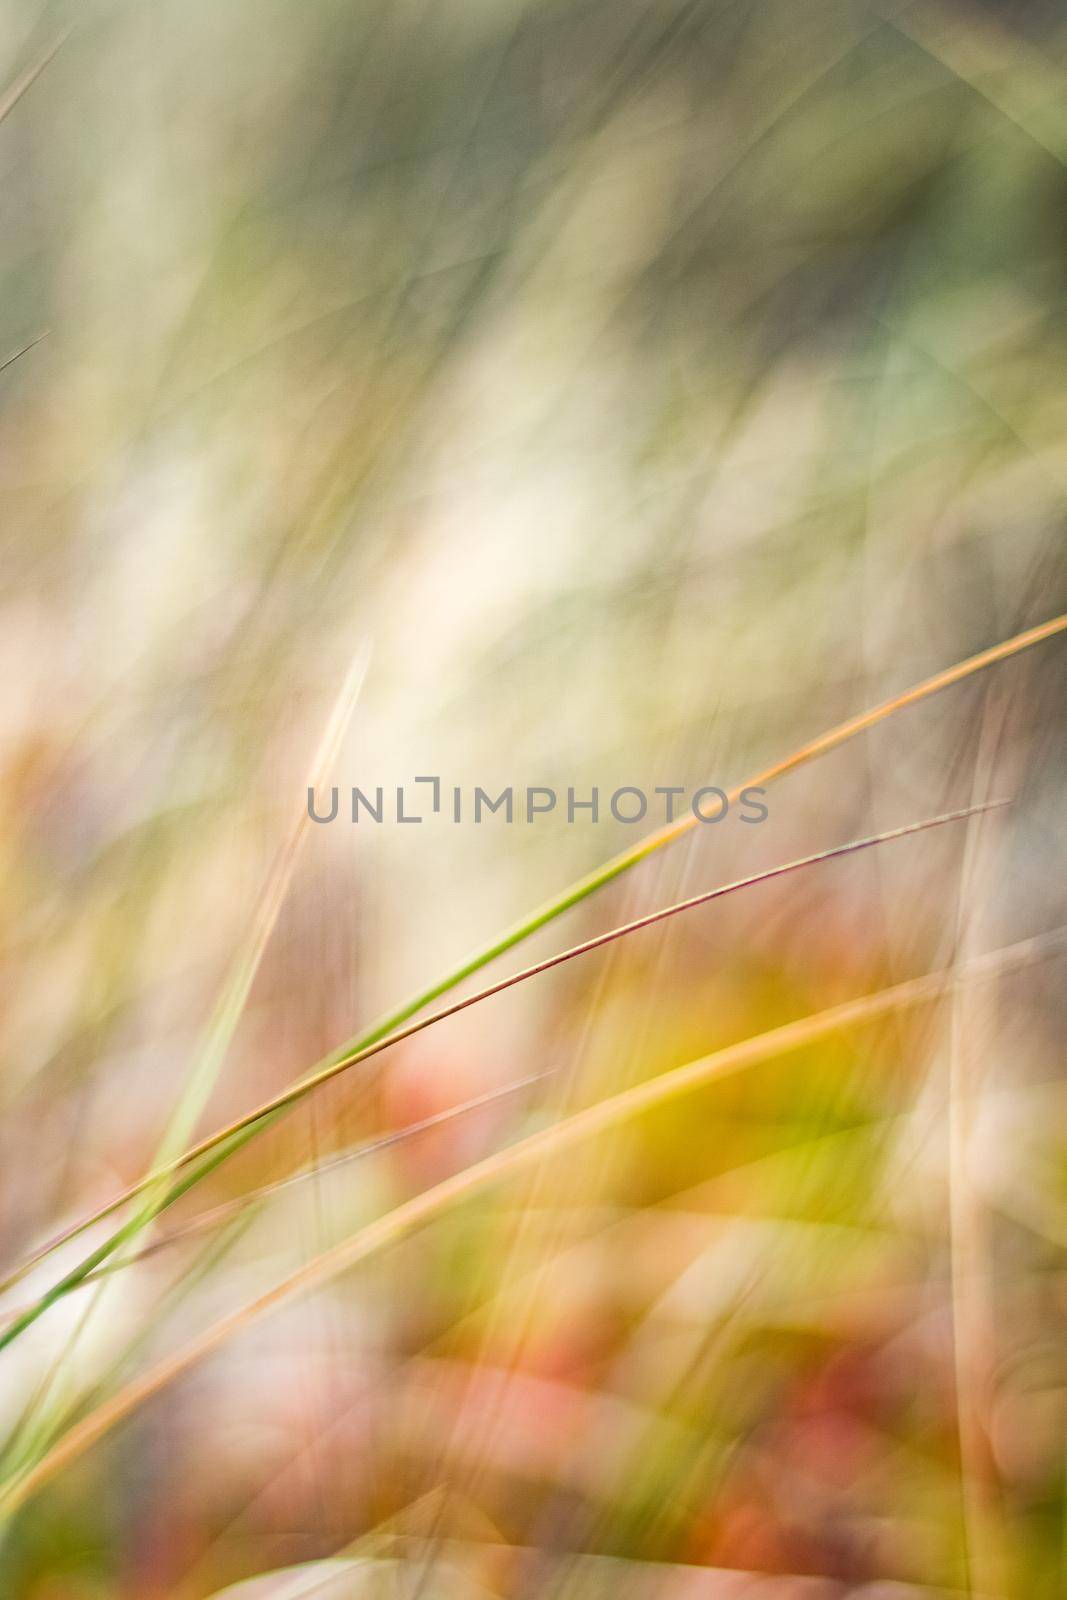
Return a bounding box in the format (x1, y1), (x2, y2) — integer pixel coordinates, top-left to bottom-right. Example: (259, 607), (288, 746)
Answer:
(0, 0), (1065, 1595)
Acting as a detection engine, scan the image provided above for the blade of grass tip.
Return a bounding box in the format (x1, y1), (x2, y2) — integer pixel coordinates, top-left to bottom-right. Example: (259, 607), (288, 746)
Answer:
(0, 801), (1009, 1348)
(0, 332), (48, 377)
(140, 645), (370, 1177)
(0, 28), (71, 126)
(0, 647), (372, 1475)
(0, 647), (372, 1454)
(5, 608), (1064, 1293)
(88, 646), (369, 1285)
(4, 927), (1062, 1516)
(307, 616), (1067, 1047)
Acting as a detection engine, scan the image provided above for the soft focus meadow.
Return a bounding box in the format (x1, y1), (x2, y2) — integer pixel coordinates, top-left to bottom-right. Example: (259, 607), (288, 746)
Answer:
(1, 2), (1066, 1597)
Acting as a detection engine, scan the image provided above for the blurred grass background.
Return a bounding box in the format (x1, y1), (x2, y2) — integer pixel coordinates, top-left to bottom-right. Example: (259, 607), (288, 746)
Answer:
(0, 0), (1065, 1595)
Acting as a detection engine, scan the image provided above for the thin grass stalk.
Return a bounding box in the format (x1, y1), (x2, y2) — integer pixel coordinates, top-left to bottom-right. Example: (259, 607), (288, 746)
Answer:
(0, 802), (1004, 1349)
(2, 928), (1060, 1516)
(5, 607), (1064, 1300)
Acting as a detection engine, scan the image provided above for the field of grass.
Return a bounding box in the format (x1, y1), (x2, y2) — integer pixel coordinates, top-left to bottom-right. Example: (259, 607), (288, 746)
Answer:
(0, 2), (1065, 1596)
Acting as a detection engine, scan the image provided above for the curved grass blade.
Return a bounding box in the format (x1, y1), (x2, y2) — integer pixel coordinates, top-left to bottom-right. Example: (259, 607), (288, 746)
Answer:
(5, 608), (1064, 1302)
(75, 1072), (553, 1285)
(0, 29), (70, 127)
(0, 801), (1004, 1343)
(3, 928), (1060, 1516)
